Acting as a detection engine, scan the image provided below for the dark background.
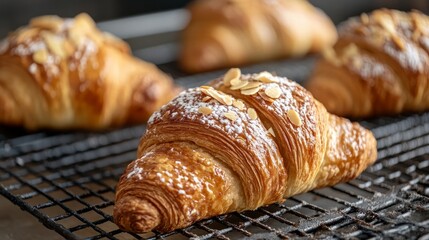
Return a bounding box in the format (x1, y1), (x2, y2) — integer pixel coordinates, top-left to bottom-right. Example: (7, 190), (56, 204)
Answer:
(0, 0), (428, 37)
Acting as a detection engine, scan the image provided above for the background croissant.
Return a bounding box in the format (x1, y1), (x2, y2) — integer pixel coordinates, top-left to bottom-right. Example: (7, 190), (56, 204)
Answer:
(179, 0), (338, 73)
(0, 13), (180, 130)
(307, 9), (429, 118)
(114, 69), (377, 233)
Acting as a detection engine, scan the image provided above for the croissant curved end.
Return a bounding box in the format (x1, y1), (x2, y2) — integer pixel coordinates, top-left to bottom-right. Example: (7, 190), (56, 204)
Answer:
(113, 196), (160, 233)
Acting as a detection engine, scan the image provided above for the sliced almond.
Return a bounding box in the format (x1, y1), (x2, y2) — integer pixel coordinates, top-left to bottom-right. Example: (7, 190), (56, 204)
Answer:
(223, 68), (241, 86)
(360, 13), (370, 25)
(223, 95), (233, 106)
(198, 107), (212, 115)
(224, 111), (237, 121)
(68, 26), (85, 47)
(352, 57), (363, 69)
(33, 49), (48, 64)
(42, 31), (66, 58)
(16, 28), (39, 43)
(264, 85), (282, 99)
(74, 13), (96, 33)
(241, 81), (262, 90)
(241, 87), (261, 95)
(255, 71), (278, 83)
(202, 96), (211, 102)
(322, 48), (341, 66)
(258, 91), (275, 103)
(68, 13), (96, 47)
(342, 43), (359, 61)
(287, 109), (302, 127)
(374, 13), (396, 35)
(392, 35), (405, 50)
(200, 85), (211, 89)
(63, 40), (75, 56)
(268, 127), (276, 137)
(411, 12), (424, 34)
(247, 108), (258, 120)
(209, 89), (227, 105)
(230, 80), (249, 90)
(233, 100), (245, 110)
(30, 15), (64, 32)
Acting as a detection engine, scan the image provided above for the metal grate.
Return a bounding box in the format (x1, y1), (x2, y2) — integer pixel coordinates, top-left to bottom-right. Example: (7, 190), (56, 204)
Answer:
(1, 58), (429, 240)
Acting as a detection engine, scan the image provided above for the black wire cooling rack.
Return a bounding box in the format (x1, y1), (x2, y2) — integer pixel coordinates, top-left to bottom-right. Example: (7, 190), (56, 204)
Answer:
(0, 56), (429, 240)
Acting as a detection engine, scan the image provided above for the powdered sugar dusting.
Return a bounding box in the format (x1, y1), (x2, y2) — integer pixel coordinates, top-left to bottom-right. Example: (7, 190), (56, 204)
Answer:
(12, 40), (46, 56)
(148, 87), (276, 160)
(127, 166), (143, 180)
(127, 151), (155, 180)
(384, 41), (427, 72)
(28, 63), (38, 74)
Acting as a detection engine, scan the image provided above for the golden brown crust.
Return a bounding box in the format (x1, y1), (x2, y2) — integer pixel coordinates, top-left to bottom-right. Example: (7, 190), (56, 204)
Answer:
(179, 0), (337, 73)
(307, 9), (429, 117)
(114, 69), (377, 233)
(0, 13), (180, 130)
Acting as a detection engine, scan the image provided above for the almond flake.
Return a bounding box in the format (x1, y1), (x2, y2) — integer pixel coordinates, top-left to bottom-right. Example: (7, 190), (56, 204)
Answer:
(287, 109), (302, 127)
(200, 85), (211, 89)
(258, 91), (275, 103)
(16, 28), (39, 43)
(224, 111), (237, 121)
(268, 127), (276, 137)
(202, 96), (211, 102)
(223, 95), (233, 106)
(411, 12), (424, 35)
(30, 15), (64, 32)
(74, 13), (96, 33)
(375, 14), (396, 35)
(255, 71), (278, 83)
(223, 68), (241, 86)
(230, 80), (249, 90)
(33, 49), (48, 64)
(68, 26), (85, 47)
(68, 13), (96, 47)
(209, 89), (228, 105)
(241, 81), (262, 90)
(63, 40), (75, 57)
(392, 35), (405, 50)
(322, 48), (341, 66)
(198, 107), (212, 115)
(247, 108), (258, 120)
(233, 100), (245, 110)
(264, 85), (282, 99)
(241, 87), (261, 95)
(342, 43), (359, 61)
(352, 57), (363, 69)
(360, 13), (370, 25)
(42, 31), (66, 59)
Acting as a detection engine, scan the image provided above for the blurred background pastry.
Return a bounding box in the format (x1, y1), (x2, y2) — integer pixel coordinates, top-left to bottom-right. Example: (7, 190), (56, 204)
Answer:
(0, 13), (180, 130)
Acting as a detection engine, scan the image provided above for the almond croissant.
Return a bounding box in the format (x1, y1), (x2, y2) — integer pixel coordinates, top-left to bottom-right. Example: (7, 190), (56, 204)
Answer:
(179, 0), (337, 73)
(307, 9), (429, 117)
(114, 69), (377, 233)
(0, 13), (180, 130)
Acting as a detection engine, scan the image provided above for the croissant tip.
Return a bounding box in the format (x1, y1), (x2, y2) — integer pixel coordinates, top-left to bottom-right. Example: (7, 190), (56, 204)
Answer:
(113, 196), (161, 233)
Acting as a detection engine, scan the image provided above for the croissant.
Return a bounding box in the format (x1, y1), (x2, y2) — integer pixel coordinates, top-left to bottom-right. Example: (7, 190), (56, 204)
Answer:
(114, 69), (377, 233)
(179, 0), (338, 73)
(307, 9), (429, 118)
(0, 13), (180, 130)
